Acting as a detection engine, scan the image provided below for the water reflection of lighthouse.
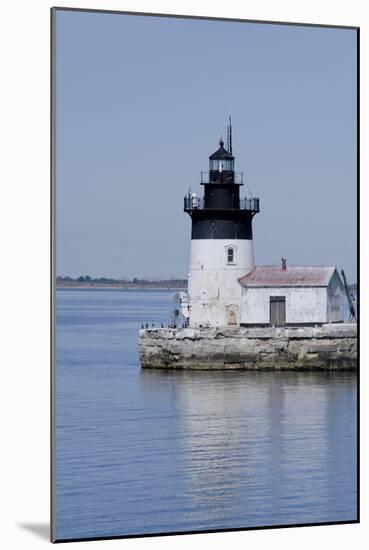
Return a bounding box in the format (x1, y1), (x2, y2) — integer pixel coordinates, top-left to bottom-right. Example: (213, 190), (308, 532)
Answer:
(171, 372), (354, 528)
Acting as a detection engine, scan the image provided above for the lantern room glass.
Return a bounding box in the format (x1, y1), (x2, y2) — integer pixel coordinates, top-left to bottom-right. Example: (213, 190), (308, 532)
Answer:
(209, 159), (234, 171)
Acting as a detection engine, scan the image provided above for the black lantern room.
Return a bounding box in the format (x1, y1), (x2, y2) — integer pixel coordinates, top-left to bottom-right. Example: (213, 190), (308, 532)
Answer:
(209, 138), (235, 183)
(184, 119), (260, 240)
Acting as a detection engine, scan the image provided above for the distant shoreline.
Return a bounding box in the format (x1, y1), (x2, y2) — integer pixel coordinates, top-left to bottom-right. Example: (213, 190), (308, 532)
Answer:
(56, 283), (187, 291)
(56, 280), (356, 292)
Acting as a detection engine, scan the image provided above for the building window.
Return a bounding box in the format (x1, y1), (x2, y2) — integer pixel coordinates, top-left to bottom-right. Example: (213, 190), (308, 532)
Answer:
(225, 244), (237, 265)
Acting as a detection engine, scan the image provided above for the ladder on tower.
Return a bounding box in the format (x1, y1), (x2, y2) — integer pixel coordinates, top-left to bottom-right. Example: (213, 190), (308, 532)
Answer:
(341, 269), (357, 323)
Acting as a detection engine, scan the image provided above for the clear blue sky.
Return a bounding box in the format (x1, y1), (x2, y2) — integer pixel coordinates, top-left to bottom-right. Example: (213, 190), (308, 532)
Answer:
(55, 10), (357, 281)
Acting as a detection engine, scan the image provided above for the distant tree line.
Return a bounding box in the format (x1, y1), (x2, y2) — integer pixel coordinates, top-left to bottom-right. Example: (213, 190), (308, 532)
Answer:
(56, 275), (187, 287)
(57, 275), (118, 283)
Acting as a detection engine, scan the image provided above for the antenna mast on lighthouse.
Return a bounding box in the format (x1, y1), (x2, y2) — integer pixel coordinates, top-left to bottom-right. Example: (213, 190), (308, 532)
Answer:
(227, 115), (232, 154)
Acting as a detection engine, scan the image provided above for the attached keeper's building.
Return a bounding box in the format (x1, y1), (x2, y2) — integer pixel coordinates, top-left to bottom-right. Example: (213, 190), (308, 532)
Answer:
(238, 262), (344, 327)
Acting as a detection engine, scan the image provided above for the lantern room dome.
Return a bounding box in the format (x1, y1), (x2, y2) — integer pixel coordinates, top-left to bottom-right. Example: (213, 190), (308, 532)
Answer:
(209, 138), (234, 161)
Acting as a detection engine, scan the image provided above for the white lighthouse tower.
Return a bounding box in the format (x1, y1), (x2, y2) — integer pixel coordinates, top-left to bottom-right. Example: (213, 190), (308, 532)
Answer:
(182, 119), (260, 328)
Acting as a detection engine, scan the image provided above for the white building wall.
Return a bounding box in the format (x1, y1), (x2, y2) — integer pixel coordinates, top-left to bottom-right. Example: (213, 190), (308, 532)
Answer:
(240, 286), (328, 325)
(187, 239), (254, 327)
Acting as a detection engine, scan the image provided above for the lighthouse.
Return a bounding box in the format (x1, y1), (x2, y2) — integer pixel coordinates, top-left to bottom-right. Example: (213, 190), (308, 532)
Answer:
(140, 121), (352, 371)
(182, 119), (260, 327)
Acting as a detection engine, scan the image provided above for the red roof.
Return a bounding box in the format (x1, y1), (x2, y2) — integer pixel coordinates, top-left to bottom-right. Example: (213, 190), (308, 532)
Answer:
(238, 266), (337, 287)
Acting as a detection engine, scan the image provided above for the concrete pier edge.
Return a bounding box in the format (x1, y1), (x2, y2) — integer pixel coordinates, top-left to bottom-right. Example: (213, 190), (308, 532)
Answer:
(138, 323), (357, 370)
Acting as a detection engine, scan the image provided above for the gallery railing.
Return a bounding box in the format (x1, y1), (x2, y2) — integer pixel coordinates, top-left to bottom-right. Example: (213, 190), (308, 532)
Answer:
(184, 196), (260, 212)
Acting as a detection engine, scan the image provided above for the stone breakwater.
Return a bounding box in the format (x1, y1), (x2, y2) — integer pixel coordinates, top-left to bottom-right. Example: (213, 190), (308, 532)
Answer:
(138, 324), (357, 370)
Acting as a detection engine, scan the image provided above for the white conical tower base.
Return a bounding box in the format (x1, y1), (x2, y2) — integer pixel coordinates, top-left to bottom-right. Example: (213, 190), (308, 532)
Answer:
(187, 238), (254, 327)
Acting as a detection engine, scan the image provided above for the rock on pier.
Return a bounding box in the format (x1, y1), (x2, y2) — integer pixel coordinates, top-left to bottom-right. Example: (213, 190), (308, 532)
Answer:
(138, 324), (357, 370)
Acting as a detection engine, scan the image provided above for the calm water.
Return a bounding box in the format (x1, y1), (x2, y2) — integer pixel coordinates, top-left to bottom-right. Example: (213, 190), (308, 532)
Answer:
(55, 289), (357, 540)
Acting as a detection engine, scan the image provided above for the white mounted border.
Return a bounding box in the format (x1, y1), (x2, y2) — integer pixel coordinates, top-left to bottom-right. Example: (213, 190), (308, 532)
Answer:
(1, 2), (365, 550)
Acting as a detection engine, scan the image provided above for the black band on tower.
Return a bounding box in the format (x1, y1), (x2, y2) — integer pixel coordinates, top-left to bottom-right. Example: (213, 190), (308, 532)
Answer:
(191, 216), (253, 240)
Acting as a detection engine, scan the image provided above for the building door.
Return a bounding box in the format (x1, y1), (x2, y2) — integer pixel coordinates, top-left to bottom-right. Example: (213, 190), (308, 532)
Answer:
(270, 296), (286, 326)
(226, 304), (239, 325)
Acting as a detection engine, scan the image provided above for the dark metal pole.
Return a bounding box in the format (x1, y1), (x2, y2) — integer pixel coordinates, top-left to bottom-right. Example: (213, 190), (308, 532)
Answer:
(341, 269), (356, 322)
